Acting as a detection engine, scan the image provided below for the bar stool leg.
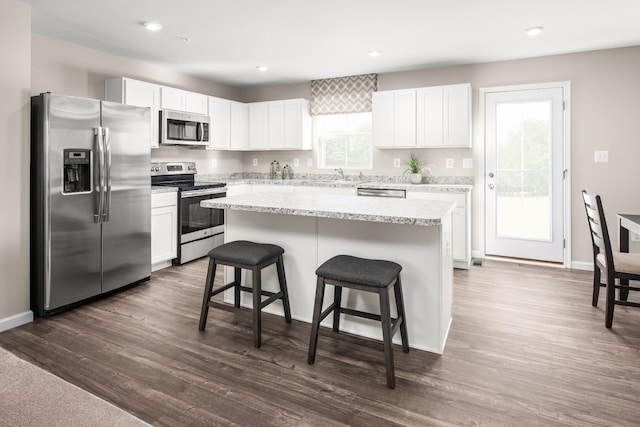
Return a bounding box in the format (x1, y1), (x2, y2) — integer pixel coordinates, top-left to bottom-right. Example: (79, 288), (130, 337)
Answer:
(333, 286), (342, 332)
(253, 266), (262, 348)
(307, 276), (326, 364)
(379, 288), (395, 389)
(199, 258), (217, 331)
(276, 255), (292, 323)
(393, 275), (410, 353)
(234, 267), (242, 308)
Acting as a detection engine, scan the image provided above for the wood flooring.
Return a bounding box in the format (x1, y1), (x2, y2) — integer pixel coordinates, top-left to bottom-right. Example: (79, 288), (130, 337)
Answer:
(1, 259), (639, 426)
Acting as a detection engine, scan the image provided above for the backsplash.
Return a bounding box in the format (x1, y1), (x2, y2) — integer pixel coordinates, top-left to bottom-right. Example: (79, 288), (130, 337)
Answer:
(198, 172), (473, 185)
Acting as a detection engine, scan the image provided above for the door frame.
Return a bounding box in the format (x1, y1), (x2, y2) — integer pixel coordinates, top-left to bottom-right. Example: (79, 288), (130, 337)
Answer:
(479, 81), (572, 267)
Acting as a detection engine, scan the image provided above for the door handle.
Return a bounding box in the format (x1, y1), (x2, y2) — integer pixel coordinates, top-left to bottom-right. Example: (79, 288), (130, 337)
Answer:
(103, 127), (111, 222)
(94, 127), (104, 223)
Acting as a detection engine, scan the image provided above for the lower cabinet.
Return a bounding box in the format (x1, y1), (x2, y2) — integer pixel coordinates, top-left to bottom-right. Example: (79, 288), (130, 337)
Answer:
(406, 190), (471, 269)
(151, 191), (178, 271)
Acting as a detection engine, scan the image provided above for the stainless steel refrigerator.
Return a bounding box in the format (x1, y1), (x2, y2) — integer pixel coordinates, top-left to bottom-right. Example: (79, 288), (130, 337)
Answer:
(31, 93), (151, 315)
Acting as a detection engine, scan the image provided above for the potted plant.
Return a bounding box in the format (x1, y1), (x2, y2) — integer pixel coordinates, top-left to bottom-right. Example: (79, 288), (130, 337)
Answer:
(403, 153), (426, 184)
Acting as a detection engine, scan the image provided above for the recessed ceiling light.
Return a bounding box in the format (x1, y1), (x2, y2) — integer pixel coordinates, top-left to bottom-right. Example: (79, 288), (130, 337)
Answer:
(143, 22), (162, 32)
(368, 50), (381, 57)
(525, 26), (543, 36)
(256, 65), (268, 72)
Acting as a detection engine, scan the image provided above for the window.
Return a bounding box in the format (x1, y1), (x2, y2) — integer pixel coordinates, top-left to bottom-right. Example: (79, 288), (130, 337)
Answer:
(316, 112), (372, 169)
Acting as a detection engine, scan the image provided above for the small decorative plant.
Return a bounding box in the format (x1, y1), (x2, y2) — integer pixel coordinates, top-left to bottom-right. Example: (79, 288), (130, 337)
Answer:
(403, 153), (432, 184)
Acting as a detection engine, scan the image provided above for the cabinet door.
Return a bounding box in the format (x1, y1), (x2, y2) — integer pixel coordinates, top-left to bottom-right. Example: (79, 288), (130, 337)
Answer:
(443, 84), (471, 147)
(416, 87), (444, 147)
(230, 101), (249, 150)
(249, 102), (269, 149)
(394, 89), (417, 147)
(268, 101), (285, 149)
(123, 79), (160, 149)
(185, 91), (208, 115)
(160, 87), (185, 111)
(284, 99), (311, 150)
(372, 91), (394, 147)
(208, 96), (231, 149)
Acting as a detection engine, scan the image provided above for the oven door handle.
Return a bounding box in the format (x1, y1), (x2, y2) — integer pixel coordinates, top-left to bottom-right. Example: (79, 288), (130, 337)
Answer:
(181, 188), (227, 198)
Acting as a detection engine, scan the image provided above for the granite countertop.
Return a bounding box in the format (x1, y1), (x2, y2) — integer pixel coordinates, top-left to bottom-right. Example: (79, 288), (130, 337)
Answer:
(202, 192), (455, 226)
(222, 178), (472, 193)
(152, 186), (179, 194)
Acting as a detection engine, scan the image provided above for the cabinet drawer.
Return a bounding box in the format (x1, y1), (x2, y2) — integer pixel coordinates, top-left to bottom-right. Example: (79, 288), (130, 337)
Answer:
(152, 191), (177, 209)
(407, 191), (466, 207)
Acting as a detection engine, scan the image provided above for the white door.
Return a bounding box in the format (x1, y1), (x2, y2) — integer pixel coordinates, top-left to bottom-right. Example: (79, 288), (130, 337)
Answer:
(485, 86), (565, 262)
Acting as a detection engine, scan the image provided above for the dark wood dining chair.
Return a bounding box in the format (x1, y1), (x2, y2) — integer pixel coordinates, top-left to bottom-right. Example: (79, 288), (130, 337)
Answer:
(582, 190), (640, 327)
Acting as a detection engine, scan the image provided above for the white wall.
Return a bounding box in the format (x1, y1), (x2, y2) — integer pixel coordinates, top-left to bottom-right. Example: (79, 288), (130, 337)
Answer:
(0, 0), (32, 330)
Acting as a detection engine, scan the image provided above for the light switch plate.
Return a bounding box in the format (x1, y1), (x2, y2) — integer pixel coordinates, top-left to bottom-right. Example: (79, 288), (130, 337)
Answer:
(446, 158), (454, 168)
(462, 158), (473, 169)
(293, 158), (300, 167)
(594, 151), (609, 163)
(393, 158), (401, 168)
(252, 158), (258, 166)
(307, 158), (313, 167)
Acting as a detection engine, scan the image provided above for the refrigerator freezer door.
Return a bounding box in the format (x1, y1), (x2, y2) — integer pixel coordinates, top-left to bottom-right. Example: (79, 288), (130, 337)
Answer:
(100, 101), (151, 292)
(45, 94), (103, 310)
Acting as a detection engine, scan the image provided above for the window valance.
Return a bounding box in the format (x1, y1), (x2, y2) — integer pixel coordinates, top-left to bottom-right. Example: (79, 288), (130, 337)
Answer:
(310, 73), (378, 115)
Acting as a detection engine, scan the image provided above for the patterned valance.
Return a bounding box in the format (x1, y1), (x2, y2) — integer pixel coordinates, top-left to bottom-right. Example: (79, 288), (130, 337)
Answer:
(310, 73), (378, 115)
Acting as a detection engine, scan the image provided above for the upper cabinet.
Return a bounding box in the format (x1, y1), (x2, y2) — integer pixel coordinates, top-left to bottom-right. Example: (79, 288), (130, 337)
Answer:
(373, 83), (472, 149)
(372, 89), (417, 148)
(247, 99), (311, 151)
(417, 83), (471, 148)
(207, 96), (231, 149)
(230, 101), (249, 150)
(105, 77), (160, 148)
(160, 87), (208, 115)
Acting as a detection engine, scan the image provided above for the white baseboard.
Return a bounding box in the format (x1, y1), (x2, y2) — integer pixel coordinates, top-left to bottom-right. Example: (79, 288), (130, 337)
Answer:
(570, 261), (593, 271)
(0, 311), (33, 333)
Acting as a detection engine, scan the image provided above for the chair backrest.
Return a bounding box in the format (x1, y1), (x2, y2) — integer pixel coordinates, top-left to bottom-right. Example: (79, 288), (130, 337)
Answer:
(582, 190), (614, 271)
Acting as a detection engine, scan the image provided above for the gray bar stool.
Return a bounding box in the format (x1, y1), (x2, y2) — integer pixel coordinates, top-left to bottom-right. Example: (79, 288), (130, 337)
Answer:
(307, 255), (409, 389)
(199, 240), (292, 348)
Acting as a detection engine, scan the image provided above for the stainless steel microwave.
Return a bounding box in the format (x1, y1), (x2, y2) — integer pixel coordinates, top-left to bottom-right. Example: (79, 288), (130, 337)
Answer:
(159, 110), (209, 146)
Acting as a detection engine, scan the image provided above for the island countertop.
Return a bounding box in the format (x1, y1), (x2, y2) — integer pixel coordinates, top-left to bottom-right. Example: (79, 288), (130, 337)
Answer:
(202, 191), (455, 226)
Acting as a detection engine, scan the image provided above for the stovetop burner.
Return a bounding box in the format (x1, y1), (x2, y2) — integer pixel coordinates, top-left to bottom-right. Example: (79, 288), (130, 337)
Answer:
(150, 161), (226, 191)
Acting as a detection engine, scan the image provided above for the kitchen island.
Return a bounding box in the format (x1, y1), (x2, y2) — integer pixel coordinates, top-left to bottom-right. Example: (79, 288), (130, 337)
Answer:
(202, 192), (455, 354)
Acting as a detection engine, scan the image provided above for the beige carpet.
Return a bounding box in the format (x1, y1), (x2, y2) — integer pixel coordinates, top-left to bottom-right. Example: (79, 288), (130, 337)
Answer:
(0, 346), (149, 427)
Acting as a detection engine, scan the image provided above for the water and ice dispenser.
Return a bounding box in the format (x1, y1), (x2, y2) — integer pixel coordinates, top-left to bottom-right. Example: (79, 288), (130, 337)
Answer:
(63, 149), (91, 194)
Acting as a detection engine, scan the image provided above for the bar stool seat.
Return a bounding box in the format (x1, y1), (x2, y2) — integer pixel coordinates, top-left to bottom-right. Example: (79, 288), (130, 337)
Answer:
(199, 240), (292, 348)
(307, 255), (409, 389)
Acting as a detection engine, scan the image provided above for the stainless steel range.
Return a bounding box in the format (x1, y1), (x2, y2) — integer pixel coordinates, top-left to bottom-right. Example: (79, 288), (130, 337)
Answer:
(151, 162), (226, 265)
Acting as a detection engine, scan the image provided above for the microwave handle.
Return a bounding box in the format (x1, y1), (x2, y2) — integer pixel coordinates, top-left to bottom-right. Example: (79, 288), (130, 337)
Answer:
(198, 122), (204, 143)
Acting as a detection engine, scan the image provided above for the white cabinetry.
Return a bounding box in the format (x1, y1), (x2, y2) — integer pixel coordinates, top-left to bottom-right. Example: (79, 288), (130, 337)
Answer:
(406, 190), (471, 268)
(151, 191), (178, 271)
(160, 86), (208, 115)
(247, 99), (311, 150)
(231, 101), (249, 150)
(372, 90), (417, 148)
(373, 83), (472, 148)
(105, 77), (160, 148)
(208, 96), (231, 149)
(417, 83), (471, 147)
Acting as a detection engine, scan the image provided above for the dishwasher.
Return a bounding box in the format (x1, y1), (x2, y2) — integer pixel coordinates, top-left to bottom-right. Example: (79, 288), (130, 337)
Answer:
(356, 187), (406, 198)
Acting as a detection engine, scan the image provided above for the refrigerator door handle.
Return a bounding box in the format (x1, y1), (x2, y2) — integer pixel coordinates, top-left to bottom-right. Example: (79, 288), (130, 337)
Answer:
(94, 126), (105, 223)
(103, 127), (112, 222)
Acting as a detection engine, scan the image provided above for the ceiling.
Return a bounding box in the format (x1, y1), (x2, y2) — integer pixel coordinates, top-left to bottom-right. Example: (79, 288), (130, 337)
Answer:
(22, 0), (640, 88)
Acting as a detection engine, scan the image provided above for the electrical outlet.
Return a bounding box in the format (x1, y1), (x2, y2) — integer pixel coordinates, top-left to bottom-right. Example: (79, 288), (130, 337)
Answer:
(446, 158), (454, 168)
(594, 151), (608, 163)
(252, 158), (258, 167)
(462, 158), (473, 169)
(293, 158), (300, 167)
(211, 159), (218, 168)
(307, 158), (313, 167)
(393, 158), (401, 168)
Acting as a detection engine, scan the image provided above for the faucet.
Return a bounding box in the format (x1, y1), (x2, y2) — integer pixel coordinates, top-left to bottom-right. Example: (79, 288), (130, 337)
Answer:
(334, 168), (344, 180)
